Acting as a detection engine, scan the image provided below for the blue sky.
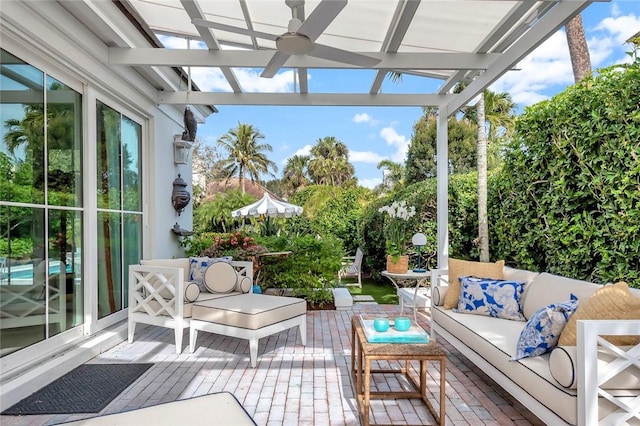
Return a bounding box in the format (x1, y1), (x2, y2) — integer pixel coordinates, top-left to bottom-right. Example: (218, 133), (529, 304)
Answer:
(171, 1), (640, 189)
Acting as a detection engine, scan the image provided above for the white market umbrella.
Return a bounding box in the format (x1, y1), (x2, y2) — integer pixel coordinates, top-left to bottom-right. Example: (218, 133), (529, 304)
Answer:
(231, 193), (303, 219)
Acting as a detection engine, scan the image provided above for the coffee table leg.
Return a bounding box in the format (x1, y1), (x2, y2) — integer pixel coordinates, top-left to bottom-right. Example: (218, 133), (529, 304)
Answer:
(439, 357), (446, 426)
(363, 357), (371, 426)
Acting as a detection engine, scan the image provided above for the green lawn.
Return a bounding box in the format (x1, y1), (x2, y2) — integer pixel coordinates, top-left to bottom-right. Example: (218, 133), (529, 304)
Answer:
(343, 278), (399, 305)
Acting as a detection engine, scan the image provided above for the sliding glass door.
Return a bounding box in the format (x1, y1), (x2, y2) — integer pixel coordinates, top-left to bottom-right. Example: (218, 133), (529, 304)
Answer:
(96, 102), (142, 319)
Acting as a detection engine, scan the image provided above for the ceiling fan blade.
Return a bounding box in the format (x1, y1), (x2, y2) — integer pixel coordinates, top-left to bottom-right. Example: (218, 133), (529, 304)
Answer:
(261, 51), (291, 78)
(191, 18), (278, 41)
(297, 0), (347, 41)
(309, 44), (380, 68)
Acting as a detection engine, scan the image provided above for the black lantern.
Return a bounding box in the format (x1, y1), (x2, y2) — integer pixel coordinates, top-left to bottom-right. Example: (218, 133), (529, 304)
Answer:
(171, 174), (191, 215)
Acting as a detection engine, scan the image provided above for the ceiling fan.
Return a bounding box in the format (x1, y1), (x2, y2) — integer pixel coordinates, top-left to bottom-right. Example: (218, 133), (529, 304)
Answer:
(191, 0), (380, 78)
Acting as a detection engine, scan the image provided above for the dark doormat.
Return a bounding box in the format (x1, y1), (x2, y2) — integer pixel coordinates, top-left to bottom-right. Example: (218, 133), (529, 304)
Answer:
(2, 363), (153, 415)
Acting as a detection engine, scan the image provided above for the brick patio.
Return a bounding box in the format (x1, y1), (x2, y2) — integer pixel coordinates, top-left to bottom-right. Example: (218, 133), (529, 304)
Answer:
(1, 304), (544, 426)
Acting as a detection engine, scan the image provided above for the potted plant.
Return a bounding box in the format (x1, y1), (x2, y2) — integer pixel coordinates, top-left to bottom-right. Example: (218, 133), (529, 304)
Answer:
(378, 200), (416, 274)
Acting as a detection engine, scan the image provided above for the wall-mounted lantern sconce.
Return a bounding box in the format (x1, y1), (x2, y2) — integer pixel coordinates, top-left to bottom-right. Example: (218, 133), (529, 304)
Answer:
(171, 174), (191, 215)
(173, 135), (193, 165)
(172, 222), (194, 237)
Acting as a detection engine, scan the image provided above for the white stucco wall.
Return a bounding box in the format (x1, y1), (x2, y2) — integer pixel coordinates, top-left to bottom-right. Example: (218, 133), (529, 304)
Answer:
(149, 105), (195, 260)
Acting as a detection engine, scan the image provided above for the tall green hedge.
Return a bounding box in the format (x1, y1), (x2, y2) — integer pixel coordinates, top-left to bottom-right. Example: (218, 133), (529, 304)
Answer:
(491, 59), (640, 287)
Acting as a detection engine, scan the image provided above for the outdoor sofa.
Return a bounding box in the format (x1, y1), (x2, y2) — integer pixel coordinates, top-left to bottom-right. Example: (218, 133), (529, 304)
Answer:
(128, 257), (306, 366)
(430, 260), (640, 425)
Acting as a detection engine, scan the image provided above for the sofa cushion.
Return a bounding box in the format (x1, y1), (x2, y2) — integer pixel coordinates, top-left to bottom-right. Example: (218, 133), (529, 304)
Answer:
(443, 258), (505, 309)
(204, 262), (238, 294)
(189, 256), (233, 292)
(457, 276), (526, 321)
(522, 272), (601, 320)
(432, 286), (448, 306)
(503, 267), (540, 305)
(431, 306), (580, 424)
(512, 295), (578, 360)
(550, 345), (640, 390)
(558, 281), (640, 346)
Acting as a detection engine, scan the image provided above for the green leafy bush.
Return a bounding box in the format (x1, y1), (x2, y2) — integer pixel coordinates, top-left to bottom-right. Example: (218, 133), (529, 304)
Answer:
(255, 234), (343, 306)
(490, 59), (640, 287)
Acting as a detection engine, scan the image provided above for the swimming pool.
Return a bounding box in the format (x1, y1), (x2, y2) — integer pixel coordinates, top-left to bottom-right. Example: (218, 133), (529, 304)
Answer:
(1, 261), (73, 281)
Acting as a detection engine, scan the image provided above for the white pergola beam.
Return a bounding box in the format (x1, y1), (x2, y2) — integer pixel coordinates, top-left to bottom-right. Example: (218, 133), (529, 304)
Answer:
(158, 91), (451, 106)
(447, 0), (591, 114)
(109, 48), (499, 70)
(180, 0), (242, 93)
(370, 0), (421, 94)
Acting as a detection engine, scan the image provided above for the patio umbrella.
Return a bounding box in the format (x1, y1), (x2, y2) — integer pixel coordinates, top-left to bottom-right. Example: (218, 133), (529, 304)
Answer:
(231, 193), (303, 219)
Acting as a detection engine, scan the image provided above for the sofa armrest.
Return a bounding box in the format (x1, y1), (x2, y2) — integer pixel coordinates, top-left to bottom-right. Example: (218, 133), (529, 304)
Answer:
(128, 265), (186, 320)
(430, 268), (449, 287)
(577, 319), (640, 426)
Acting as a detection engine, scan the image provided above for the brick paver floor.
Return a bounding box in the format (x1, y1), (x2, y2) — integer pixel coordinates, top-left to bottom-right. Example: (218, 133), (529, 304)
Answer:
(1, 304), (544, 425)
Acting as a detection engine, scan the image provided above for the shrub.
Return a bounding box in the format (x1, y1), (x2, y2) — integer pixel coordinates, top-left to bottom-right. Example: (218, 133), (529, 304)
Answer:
(490, 59), (640, 287)
(255, 234), (343, 306)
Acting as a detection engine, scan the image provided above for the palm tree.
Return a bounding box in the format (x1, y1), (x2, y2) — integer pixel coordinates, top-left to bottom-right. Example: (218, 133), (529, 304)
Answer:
(459, 88), (516, 261)
(377, 159), (404, 191)
(217, 123), (278, 194)
(308, 136), (355, 186)
(282, 154), (310, 197)
(565, 14), (591, 82)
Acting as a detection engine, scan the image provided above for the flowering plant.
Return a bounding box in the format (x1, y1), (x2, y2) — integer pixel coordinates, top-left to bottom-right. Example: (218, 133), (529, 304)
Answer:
(378, 200), (416, 260)
(201, 232), (267, 261)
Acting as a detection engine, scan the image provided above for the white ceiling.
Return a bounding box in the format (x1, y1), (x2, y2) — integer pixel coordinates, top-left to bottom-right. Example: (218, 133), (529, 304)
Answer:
(67, 0), (600, 112)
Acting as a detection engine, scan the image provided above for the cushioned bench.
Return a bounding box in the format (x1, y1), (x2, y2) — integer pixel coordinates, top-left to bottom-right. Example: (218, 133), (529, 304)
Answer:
(189, 293), (307, 367)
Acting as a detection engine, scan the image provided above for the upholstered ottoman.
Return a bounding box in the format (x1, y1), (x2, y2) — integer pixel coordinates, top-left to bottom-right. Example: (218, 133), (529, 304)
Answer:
(189, 293), (307, 367)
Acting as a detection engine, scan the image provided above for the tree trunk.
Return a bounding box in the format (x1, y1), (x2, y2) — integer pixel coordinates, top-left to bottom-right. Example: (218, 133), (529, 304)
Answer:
(477, 93), (489, 262)
(565, 14), (592, 82)
(239, 166), (245, 194)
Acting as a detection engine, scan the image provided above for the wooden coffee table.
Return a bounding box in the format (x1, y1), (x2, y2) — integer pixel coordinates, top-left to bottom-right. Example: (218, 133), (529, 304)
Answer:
(350, 315), (446, 426)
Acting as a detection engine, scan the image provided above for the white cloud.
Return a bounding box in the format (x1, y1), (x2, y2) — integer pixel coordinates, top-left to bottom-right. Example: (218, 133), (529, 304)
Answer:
(359, 177), (382, 189)
(492, 9), (640, 108)
(353, 112), (381, 126)
(292, 144), (313, 157)
(353, 113), (371, 123)
(191, 68), (295, 93)
(349, 151), (385, 164)
(379, 127), (409, 163)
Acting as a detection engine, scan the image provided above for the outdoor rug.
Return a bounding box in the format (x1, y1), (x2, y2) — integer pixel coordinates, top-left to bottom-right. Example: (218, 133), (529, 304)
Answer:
(2, 363), (153, 415)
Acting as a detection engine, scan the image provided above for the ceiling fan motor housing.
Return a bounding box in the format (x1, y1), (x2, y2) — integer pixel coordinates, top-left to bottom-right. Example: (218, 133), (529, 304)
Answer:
(277, 18), (314, 55)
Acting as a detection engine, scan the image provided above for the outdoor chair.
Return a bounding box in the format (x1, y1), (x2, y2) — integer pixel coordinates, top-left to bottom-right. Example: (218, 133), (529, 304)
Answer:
(338, 247), (363, 288)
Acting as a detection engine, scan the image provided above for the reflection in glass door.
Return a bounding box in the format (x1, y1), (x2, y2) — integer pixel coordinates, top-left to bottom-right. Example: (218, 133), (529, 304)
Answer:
(0, 50), (83, 356)
(96, 102), (142, 319)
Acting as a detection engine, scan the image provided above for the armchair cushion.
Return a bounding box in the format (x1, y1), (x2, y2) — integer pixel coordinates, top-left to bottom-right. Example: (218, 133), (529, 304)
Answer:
(189, 256), (233, 292)
(237, 276), (253, 293)
(204, 262), (238, 294)
(184, 282), (201, 302)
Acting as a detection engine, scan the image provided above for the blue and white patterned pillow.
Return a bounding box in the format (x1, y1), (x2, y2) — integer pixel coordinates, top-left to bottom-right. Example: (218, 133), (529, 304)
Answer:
(511, 294), (579, 361)
(457, 276), (526, 321)
(189, 256), (232, 292)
